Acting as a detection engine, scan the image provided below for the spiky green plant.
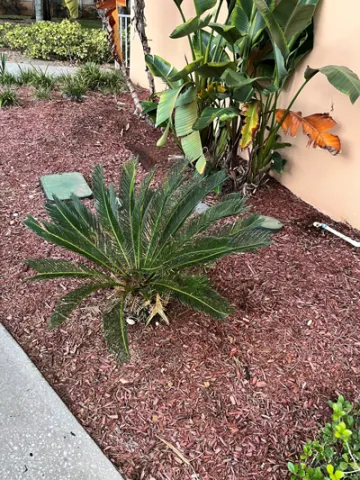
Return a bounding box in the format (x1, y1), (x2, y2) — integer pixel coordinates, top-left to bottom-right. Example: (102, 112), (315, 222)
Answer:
(60, 74), (88, 102)
(0, 88), (18, 108)
(17, 66), (56, 89)
(24, 161), (282, 363)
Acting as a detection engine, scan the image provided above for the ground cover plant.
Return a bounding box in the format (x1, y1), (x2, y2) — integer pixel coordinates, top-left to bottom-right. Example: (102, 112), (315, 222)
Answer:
(0, 54), (127, 104)
(24, 160), (281, 363)
(289, 396), (360, 480)
(145, 0), (360, 192)
(0, 19), (111, 63)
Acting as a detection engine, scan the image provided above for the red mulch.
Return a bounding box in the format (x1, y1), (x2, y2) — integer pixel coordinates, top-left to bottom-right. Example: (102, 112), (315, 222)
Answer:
(1, 92), (360, 480)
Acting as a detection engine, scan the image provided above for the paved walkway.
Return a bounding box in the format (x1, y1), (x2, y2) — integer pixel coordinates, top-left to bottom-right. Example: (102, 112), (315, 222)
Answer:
(0, 324), (123, 480)
(5, 61), (78, 77)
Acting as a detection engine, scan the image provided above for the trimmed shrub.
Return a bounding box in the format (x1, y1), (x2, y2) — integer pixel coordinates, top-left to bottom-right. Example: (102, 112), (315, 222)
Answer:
(0, 20), (111, 63)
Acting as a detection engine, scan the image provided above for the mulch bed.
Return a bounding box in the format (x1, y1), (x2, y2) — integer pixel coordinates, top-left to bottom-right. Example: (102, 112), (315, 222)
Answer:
(1, 92), (360, 480)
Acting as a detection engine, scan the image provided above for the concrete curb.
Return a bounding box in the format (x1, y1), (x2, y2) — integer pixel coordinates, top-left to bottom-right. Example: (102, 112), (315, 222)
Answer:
(0, 324), (124, 480)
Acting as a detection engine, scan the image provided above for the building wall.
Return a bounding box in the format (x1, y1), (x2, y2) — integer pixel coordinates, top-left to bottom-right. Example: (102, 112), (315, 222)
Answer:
(130, 0), (360, 229)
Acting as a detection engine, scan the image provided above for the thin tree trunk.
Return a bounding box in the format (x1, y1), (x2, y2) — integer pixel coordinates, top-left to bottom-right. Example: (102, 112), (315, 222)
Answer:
(120, 63), (143, 114)
(132, 0), (155, 95)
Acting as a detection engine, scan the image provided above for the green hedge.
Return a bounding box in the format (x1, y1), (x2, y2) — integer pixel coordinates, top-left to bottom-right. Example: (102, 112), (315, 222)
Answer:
(0, 20), (111, 63)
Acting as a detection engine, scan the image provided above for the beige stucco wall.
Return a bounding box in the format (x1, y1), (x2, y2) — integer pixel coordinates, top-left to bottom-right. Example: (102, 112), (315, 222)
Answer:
(130, 1), (360, 229)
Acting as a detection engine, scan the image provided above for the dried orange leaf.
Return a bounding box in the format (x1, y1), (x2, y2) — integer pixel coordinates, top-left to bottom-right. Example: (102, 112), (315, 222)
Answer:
(276, 109), (341, 155)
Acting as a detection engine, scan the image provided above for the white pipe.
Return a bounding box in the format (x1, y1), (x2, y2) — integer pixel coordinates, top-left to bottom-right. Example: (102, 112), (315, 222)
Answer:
(313, 222), (360, 248)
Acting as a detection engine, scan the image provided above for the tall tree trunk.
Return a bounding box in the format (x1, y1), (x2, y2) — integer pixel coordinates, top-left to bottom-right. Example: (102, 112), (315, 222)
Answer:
(132, 0), (155, 95)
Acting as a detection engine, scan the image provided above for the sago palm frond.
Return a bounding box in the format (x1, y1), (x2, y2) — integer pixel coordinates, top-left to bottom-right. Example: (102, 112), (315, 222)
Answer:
(24, 160), (282, 363)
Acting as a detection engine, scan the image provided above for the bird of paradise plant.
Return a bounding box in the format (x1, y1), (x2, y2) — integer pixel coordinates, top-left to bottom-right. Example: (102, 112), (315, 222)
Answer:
(144, 0), (360, 192)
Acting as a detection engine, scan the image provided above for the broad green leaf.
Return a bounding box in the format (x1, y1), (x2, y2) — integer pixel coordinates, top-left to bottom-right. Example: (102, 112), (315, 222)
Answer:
(156, 122), (171, 147)
(193, 106), (239, 130)
(230, 2), (249, 35)
(156, 86), (183, 126)
(169, 57), (204, 81)
(253, 0), (289, 57)
(209, 23), (243, 45)
(141, 100), (158, 115)
(319, 65), (360, 104)
(195, 155), (207, 174)
(170, 14), (212, 39)
(64, 0), (78, 19)
(197, 61), (236, 78)
(175, 99), (198, 137)
(103, 297), (130, 364)
(145, 54), (182, 88)
(240, 102), (260, 149)
(181, 131), (204, 163)
(175, 86), (197, 106)
(49, 282), (115, 329)
(194, 0), (217, 16)
(273, 42), (288, 87)
(222, 68), (268, 88)
(274, 0), (318, 42)
(233, 85), (254, 102)
(193, 30), (229, 62)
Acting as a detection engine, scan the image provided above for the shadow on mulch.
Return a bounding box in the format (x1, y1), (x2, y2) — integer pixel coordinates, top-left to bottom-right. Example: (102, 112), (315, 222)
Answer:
(1, 92), (360, 480)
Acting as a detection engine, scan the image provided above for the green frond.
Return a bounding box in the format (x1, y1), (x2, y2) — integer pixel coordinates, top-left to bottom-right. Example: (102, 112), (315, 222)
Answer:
(151, 274), (234, 320)
(141, 162), (189, 266)
(92, 165), (131, 271)
(24, 259), (109, 282)
(150, 170), (227, 264)
(117, 160), (138, 267)
(177, 193), (249, 242)
(49, 282), (116, 329)
(103, 296), (130, 364)
(23, 215), (120, 274)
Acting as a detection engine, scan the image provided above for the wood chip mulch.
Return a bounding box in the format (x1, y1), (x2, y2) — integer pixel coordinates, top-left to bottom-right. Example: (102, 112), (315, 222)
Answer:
(1, 92), (360, 480)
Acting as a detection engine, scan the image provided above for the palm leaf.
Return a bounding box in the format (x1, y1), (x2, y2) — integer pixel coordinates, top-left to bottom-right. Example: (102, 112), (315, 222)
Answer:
(92, 165), (131, 270)
(49, 282), (116, 329)
(23, 216), (120, 274)
(24, 259), (109, 282)
(103, 296), (130, 364)
(151, 274), (233, 320)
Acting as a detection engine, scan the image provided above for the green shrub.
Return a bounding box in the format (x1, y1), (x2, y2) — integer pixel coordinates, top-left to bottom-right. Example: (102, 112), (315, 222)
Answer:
(34, 85), (52, 100)
(24, 161), (282, 363)
(0, 88), (18, 108)
(0, 20), (111, 63)
(288, 396), (360, 479)
(60, 74), (88, 102)
(77, 62), (127, 94)
(17, 66), (56, 89)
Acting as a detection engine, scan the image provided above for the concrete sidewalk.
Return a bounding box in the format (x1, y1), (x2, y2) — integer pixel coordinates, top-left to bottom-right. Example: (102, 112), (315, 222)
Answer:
(5, 61), (78, 77)
(0, 324), (123, 480)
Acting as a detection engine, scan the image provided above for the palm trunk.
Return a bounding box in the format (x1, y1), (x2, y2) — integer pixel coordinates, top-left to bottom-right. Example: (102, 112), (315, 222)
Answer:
(132, 0), (155, 95)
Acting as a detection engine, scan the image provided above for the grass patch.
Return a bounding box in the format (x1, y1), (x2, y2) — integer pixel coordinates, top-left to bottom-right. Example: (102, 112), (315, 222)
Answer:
(17, 66), (56, 89)
(0, 87), (18, 107)
(60, 74), (88, 102)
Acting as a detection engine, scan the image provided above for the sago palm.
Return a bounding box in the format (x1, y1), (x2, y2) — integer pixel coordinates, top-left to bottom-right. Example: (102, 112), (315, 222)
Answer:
(24, 161), (281, 362)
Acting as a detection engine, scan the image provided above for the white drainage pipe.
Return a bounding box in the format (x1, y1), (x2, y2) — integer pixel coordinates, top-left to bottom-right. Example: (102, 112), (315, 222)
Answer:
(313, 222), (360, 248)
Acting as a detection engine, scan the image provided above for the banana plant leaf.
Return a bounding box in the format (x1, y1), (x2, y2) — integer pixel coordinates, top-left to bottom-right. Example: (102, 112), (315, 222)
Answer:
(170, 13), (213, 39)
(96, 0), (127, 63)
(64, 0), (79, 19)
(304, 65), (360, 105)
(193, 106), (239, 130)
